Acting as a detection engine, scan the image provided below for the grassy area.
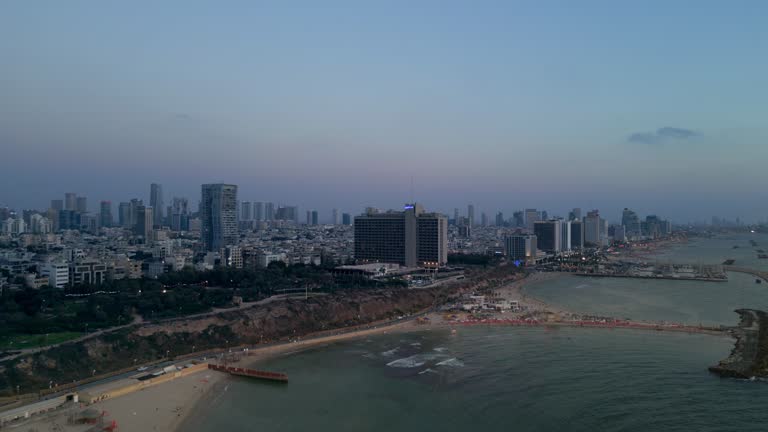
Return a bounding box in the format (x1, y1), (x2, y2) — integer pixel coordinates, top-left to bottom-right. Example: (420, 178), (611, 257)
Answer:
(0, 332), (83, 350)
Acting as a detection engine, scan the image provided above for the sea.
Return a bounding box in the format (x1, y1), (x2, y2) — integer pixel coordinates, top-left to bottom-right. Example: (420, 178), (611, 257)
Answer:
(188, 232), (768, 432)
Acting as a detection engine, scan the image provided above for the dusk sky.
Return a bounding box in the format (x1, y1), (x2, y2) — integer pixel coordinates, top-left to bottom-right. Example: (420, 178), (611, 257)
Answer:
(2, 1), (767, 223)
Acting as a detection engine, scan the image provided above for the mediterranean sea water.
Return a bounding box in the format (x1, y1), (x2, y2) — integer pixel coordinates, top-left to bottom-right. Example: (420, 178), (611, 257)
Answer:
(188, 233), (768, 431)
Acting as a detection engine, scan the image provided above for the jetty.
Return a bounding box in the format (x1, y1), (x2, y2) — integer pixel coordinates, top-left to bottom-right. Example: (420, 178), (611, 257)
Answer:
(208, 364), (288, 382)
(709, 309), (766, 379)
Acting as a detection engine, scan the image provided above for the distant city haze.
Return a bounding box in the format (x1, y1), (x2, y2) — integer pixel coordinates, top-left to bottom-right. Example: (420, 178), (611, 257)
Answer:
(2, 2), (767, 222)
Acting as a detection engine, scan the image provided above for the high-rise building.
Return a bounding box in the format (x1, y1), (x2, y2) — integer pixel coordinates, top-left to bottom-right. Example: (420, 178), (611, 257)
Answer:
(65, 193), (77, 211)
(311, 210), (319, 225)
(584, 210), (601, 246)
(200, 184), (238, 251)
(254, 202), (264, 221)
(505, 235), (537, 262)
(467, 204), (475, 227)
(570, 220), (584, 249)
(50, 199), (64, 211)
(569, 208), (582, 221)
(332, 208), (340, 225)
(265, 202), (275, 221)
(354, 203), (448, 267)
(118, 202), (131, 228)
(560, 220), (571, 251)
(342, 213), (352, 225)
(306, 210), (312, 225)
(275, 205), (298, 223)
(525, 209), (539, 231)
(495, 212), (504, 227)
(76, 196), (88, 213)
(150, 183), (164, 227)
(100, 201), (112, 228)
(480, 212), (488, 227)
(170, 197), (190, 231)
(134, 205), (153, 240)
(513, 211), (524, 228)
(241, 201), (252, 221)
(534, 220), (561, 253)
(57, 210), (78, 231)
(128, 199), (143, 228)
(622, 208), (641, 237)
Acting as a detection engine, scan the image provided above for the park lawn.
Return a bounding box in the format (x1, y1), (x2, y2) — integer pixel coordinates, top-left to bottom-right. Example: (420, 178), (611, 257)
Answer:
(0, 332), (83, 350)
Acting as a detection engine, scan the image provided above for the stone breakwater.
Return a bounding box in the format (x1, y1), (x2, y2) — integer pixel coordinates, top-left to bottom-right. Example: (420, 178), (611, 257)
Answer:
(709, 309), (767, 379)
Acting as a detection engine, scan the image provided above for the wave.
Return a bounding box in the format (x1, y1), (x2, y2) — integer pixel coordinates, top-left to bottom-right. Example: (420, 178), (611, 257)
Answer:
(410, 342), (422, 347)
(387, 356), (426, 368)
(433, 347), (448, 353)
(381, 347), (400, 357)
(418, 368), (438, 375)
(436, 358), (465, 368)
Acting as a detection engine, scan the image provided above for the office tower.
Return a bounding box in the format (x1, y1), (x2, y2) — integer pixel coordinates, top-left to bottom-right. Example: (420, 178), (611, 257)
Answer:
(99, 201), (112, 228)
(200, 184), (238, 251)
(50, 199), (64, 211)
(354, 203), (448, 267)
(118, 202), (131, 227)
(525, 209), (539, 231)
(128, 199), (143, 228)
(453, 208), (459, 225)
(570, 220), (584, 249)
(306, 210), (311, 225)
(467, 204), (475, 227)
(170, 197), (190, 231)
(560, 220), (572, 251)
(622, 208), (641, 237)
(332, 208), (339, 225)
(495, 212), (504, 227)
(57, 210), (78, 231)
(254, 202), (264, 221)
(76, 196), (87, 213)
(265, 202), (275, 221)
(65, 193), (77, 211)
(241, 201), (252, 221)
(150, 183), (164, 227)
(134, 205), (153, 240)
(275, 205), (298, 222)
(584, 210), (601, 246)
(480, 212), (488, 227)
(534, 220), (561, 253)
(505, 235), (537, 262)
(311, 210), (319, 225)
(342, 213), (351, 225)
(513, 211), (524, 228)
(569, 208), (582, 221)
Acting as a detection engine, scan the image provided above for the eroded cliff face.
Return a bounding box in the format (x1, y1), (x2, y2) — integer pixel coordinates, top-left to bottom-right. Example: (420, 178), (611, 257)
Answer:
(0, 287), (444, 395)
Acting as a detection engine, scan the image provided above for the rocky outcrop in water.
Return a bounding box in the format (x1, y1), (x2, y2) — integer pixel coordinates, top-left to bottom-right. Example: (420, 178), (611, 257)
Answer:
(709, 309), (767, 378)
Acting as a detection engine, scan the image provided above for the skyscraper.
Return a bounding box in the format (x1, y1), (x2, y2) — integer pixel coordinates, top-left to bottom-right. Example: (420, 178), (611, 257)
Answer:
(570, 220), (584, 249)
(354, 203), (448, 267)
(265, 202), (275, 221)
(50, 199), (63, 211)
(513, 211), (524, 228)
(76, 196), (87, 213)
(534, 220), (561, 253)
(99, 201), (112, 228)
(332, 208), (339, 225)
(134, 205), (153, 239)
(118, 202), (131, 227)
(241, 201), (252, 221)
(569, 208), (582, 221)
(65, 193), (77, 211)
(170, 197), (189, 231)
(505, 235), (537, 262)
(480, 212), (488, 227)
(200, 184), (238, 251)
(495, 212), (504, 227)
(467, 204), (475, 227)
(525, 209), (539, 231)
(254, 202), (264, 221)
(560, 220), (572, 251)
(584, 210), (601, 246)
(150, 183), (164, 227)
(622, 208), (641, 237)
(311, 210), (319, 225)
(342, 213), (352, 225)
(453, 208), (459, 225)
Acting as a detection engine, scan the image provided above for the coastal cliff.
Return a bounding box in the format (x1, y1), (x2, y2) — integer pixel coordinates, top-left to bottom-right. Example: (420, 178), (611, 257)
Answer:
(709, 309), (768, 378)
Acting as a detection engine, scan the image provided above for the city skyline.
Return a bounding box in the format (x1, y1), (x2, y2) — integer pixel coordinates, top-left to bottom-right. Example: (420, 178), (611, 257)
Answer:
(2, 2), (768, 222)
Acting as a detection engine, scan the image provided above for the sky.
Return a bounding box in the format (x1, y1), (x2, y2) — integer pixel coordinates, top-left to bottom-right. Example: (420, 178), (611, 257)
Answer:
(2, 1), (768, 223)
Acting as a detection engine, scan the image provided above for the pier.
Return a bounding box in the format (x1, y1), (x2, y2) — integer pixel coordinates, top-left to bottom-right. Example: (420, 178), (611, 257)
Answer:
(208, 364), (288, 382)
(723, 265), (768, 282)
